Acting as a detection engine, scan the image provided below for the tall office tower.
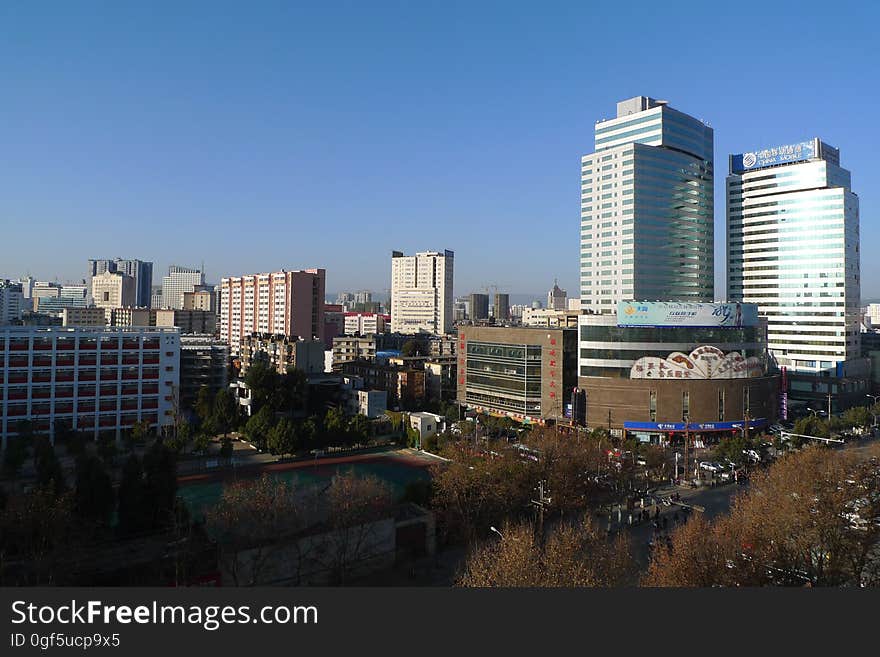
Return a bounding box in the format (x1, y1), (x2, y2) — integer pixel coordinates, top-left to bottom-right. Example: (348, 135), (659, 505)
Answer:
(469, 293), (489, 321)
(727, 138), (864, 411)
(87, 259), (153, 307)
(494, 293), (510, 321)
(547, 280), (567, 311)
(91, 271), (136, 309)
(219, 269), (326, 355)
(161, 265), (205, 309)
(390, 250), (454, 334)
(0, 280), (24, 325)
(580, 96), (714, 313)
(18, 276), (35, 300)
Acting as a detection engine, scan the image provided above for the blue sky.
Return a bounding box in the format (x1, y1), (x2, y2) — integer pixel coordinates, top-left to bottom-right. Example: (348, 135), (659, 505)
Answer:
(1, 1), (878, 300)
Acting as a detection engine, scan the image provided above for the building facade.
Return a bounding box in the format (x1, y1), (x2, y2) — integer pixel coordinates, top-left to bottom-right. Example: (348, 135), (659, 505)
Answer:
(547, 281), (567, 311)
(0, 326), (179, 446)
(457, 326), (578, 423)
(91, 271), (136, 310)
(580, 96), (714, 313)
(219, 269), (326, 355)
(493, 293), (510, 322)
(344, 312), (388, 336)
(0, 280), (24, 326)
(179, 335), (229, 409)
(577, 302), (778, 440)
(469, 293), (489, 321)
(390, 250), (454, 334)
(87, 259), (153, 308)
(239, 334), (326, 375)
(161, 266), (206, 310)
(727, 138), (865, 412)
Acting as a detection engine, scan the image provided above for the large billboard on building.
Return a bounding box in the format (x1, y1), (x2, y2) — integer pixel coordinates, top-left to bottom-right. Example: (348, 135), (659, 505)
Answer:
(630, 346), (764, 380)
(617, 302), (758, 328)
(731, 139), (816, 173)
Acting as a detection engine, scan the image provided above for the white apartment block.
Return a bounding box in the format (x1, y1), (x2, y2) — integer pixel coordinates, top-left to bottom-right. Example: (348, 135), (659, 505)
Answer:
(219, 269), (326, 355)
(0, 326), (179, 446)
(344, 312), (387, 336)
(580, 96), (714, 313)
(390, 250), (454, 334)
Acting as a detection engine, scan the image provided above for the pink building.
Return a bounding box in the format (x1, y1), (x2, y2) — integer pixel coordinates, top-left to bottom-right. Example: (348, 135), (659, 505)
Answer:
(219, 269), (325, 354)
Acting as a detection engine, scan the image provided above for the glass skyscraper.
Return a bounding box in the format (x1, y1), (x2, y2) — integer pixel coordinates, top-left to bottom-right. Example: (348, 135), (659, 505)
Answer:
(726, 138), (864, 410)
(580, 96), (714, 313)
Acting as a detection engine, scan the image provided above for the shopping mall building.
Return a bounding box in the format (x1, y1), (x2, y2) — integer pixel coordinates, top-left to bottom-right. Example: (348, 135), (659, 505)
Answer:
(577, 302), (779, 442)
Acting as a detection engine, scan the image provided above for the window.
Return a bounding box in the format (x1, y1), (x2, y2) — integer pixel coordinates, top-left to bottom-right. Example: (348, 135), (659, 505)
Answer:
(718, 389), (725, 422)
(682, 390), (690, 421)
(649, 389), (657, 422)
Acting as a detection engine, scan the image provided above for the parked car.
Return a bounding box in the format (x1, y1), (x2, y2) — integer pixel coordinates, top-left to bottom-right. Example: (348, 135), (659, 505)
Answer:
(743, 449), (762, 463)
(699, 461), (726, 473)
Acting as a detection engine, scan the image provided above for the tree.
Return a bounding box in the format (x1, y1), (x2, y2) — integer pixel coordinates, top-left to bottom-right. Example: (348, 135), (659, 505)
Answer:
(2, 436), (29, 477)
(192, 432), (211, 455)
(194, 385), (214, 425)
(73, 454), (115, 524)
(244, 361), (278, 413)
(317, 472), (395, 585)
(267, 417), (298, 458)
(348, 414), (371, 444)
(842, 406), (872, 431)
(126, 420), (152, 453)
(301, 416), (319, 450)
(143, 439), (178, 530)
(97, 434), (118, 465)
(220, 437), (234, 460)
(206, 474), (315, 586)
(117, 455), (149, 536)
(244, 405), (275, 451)
(458, 514), (634, 587)
(33, 436), (65, 494)
(401, 339), (424, 357)
(324, 406), (348, 444)
(644, 444), (880, 587)
(212, 388), (239, 438)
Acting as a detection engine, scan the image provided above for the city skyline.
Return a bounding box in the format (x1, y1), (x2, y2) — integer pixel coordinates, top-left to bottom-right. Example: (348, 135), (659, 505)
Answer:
(2, 3), (879, 299)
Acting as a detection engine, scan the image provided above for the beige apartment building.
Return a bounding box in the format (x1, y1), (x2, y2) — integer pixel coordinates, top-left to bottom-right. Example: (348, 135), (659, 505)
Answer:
(91, 271), (136, 309)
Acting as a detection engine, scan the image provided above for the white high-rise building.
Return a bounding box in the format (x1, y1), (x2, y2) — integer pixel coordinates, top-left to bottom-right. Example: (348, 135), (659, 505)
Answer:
(162, 265), (205, 309)
(580, 96), (714, 313)
(390, 250), (454, 334)
(727, 138), (861, 389)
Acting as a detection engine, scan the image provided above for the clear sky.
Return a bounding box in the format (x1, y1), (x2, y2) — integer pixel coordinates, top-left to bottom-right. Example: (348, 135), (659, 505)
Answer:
(1, 1), (878, 300)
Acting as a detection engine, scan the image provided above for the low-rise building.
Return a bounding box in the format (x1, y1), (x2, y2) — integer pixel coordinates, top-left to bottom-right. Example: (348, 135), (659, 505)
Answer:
(342, 359), (426, 410)
(358, 389), (388, 418)
(408, 411), (444, 443)
(240, 334), (326, 375)
(344, 312), (388, 336)
(457, 325), (578, 423)
(62, 307), (110, 327)
(179, 335), (229, 409)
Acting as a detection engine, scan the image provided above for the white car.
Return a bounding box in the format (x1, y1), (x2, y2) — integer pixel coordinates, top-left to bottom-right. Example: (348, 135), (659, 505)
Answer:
(699, 461), (726, 473)
(743, 449), (762, 463)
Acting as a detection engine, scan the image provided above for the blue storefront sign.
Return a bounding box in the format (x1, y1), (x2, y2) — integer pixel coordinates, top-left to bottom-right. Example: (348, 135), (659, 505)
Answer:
(731, 140), (816, 173)
(623, 418), (767, 433)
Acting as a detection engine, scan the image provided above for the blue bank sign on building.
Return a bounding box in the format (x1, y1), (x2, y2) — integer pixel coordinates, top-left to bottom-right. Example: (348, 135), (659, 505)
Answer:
(731, 139), (816, 173)
(624, 418), (767, 433)
(617, 302), (759, 328)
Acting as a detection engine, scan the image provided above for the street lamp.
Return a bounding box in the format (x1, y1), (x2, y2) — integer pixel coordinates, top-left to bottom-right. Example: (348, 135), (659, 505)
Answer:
(489, 526), (504, 541)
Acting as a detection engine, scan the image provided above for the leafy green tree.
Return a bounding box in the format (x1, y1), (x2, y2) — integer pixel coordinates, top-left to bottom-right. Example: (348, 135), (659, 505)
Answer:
(324, 406), (348, 443)
(194, 385), (214, 425)
(401, 339), (424, 357)
(244, 361), (278, 412)
(212, 388), (239, 438)
(793, 415), (829, 441)
(244, 405), (275, 450)
(219, 437), (234, 460)
(117, 454), (149, 536)
(349, 414), (371, 443)
(268, 417), (298, 457)
(301, 416), (319, 450)
(192, 432), (211, 455)
(842, 406), (872, 430)
(74, 454), (115, 523)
